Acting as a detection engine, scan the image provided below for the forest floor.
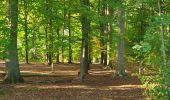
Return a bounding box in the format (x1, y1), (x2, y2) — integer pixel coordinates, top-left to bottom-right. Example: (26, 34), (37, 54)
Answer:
(0, 61), (146, 100)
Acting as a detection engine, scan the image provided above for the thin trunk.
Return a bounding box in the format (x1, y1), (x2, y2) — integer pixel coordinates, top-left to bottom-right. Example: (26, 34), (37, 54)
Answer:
(79, 0), (90, 82)
(48, 19), (53, 66)
(68, 9), (72, 63)
(24, 0), (29, 64)
(108, 3), (114, 67)
(45, 27), (49, 62)
(31, 30), (37, 59)
(56, 28), (60, 63)
(100, 0), (105, 65)
(100, 0), (107, 66)
(4, 0), (24, 84)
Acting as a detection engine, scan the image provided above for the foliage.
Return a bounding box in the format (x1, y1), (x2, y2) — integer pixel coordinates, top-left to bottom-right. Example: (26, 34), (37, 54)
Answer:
(0, 0), (170, 98)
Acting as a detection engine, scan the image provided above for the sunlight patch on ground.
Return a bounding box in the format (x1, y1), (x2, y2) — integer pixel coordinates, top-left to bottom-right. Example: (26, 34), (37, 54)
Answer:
(89, 70), (113, 75)
(0, 71), (5, 73)
(14, 85), (95, 90)
(14, 84), (143, 91)
(107, 85), (143, 90)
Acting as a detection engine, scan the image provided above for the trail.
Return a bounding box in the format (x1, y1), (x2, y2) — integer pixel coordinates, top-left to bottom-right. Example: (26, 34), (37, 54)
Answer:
(0, 63), (146, 100)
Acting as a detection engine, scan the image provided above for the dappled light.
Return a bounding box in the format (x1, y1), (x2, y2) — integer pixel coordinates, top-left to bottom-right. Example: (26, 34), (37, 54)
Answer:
(0, 63), (145, 99)
(0, 0), (169, 99)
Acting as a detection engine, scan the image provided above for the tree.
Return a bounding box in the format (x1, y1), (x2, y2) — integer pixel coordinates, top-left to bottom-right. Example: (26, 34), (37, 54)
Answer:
(4, 0), (23, 83)
(68, 3), (72, 63)
(79, 0), (90, 82)
(99, 0), (107, 65)
(116, 0), (125, 76)
(23, 0), (29, 64)
(157, 0), (170, 97)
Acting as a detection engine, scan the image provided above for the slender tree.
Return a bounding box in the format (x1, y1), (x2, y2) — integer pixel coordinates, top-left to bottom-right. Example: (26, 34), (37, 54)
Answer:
(56, 28), (60, 63)
(68, 7), (72, 63)
(23, 0), (29, 64)
(99, 0), (108, 66)
(79, 0), (90, 82)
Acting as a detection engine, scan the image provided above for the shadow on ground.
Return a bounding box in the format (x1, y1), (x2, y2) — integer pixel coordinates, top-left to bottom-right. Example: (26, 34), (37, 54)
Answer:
(0, 63), (146, 100)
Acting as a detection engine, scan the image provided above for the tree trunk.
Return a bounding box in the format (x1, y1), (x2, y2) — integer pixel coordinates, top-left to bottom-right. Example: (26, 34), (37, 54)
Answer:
(108, 3), (114, 67)
(79, 0), (90, 82)
(45, 27), (49, 62)
(99, 0), (107, 66)
(56, 28), (60, 63)
(68, 9), (72, 63)
(116, 0), (125, 76)
(24, 0), (29, 64)
(4, 0), (24, 84)
(100, 0), (104, 64)
(48, 19), (53, 66)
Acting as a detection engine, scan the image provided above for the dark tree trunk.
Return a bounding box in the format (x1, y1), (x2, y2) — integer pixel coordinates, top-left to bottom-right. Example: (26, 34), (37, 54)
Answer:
(68, 9), (72, 63)
(99, 0), (107, 66)
(48, 19), (53, 66)
(56, 28), (60, 63)
(24, 0), (29, 64)
(45, 27), (49, 62)
(79, 0), (90, 82)
(4, 0), (24, 84)
(108, 6), (114, 67)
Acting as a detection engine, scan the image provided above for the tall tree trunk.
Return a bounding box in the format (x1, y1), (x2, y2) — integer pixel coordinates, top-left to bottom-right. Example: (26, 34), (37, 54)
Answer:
(116, 0), (125, 76)
(45, 27), (49, 62)
(56, 28), (60, 63)
(4, 0), (24, 84)
(99, 0), (104, 65)
(68, 9), (72, 63)
(48, 19), (53, 66)
(79, 0), (90, 82)
(108, 5), (113, 67)
(99, 0), (107, 66)
(24, 0), (29, 64)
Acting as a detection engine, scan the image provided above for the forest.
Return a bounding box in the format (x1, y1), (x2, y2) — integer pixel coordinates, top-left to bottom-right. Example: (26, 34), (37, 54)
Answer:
(0, 0), (170, 99)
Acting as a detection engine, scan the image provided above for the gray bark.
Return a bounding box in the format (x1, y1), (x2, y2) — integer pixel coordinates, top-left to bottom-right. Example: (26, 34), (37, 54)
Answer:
(116, 0), (125, 76)
(4, 0), (24, 84)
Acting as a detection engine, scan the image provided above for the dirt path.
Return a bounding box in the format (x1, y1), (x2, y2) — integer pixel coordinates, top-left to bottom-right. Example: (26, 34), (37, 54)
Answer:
(0, 63), (146, 100)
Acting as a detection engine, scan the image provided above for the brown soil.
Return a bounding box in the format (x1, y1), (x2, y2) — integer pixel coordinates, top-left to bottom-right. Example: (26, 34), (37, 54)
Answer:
(0, 63), (146, 100)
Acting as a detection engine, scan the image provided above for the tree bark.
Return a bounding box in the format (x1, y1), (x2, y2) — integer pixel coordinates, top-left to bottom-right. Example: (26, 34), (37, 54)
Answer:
(24, 0), (29, 64)
(68, 9), (72, 63)
(99, 0), (107, 66)
(4, 0), (24, 84)
(79, 0), (90, 82)
(48, 19), (53, 66)
(56, 28), (60, 63)
(116, 0), (125, 76)
(45, 26), (49, 62)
